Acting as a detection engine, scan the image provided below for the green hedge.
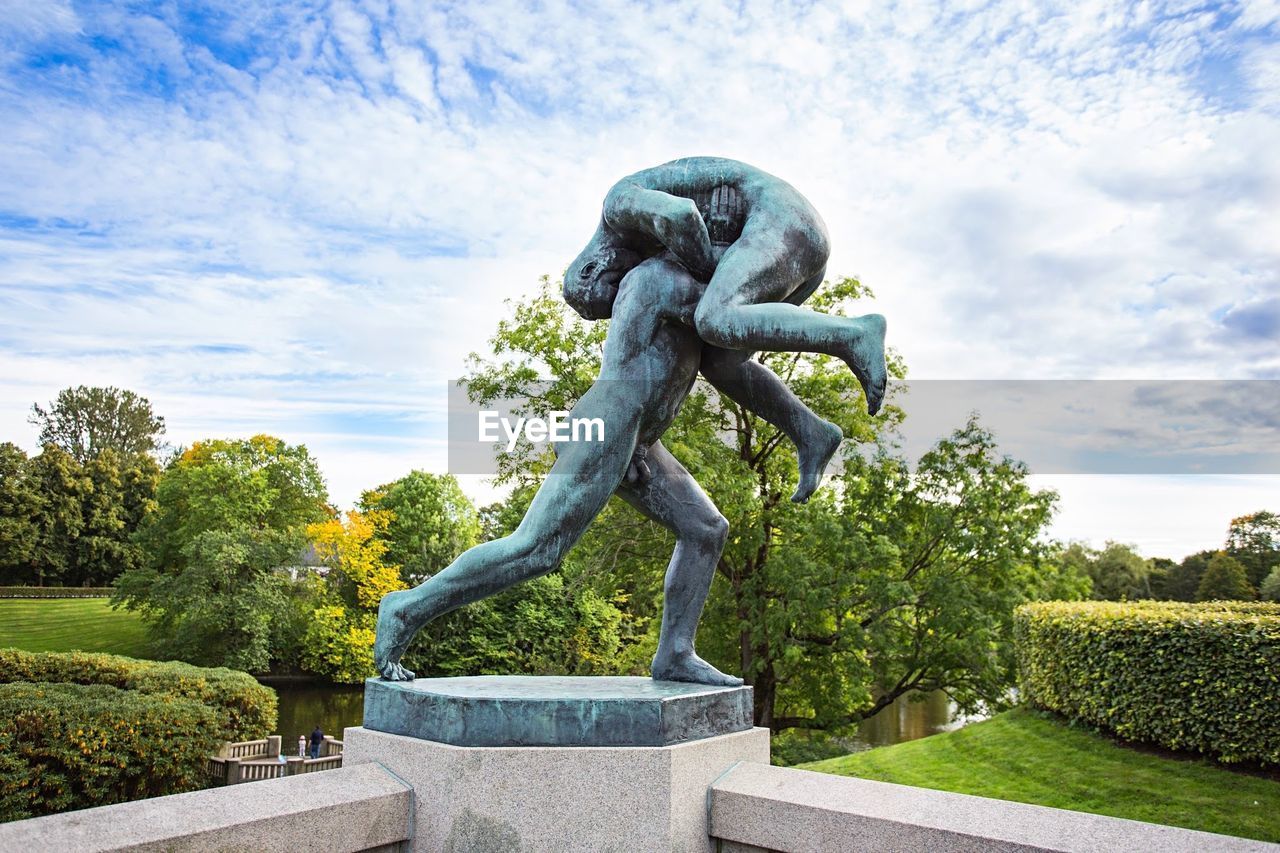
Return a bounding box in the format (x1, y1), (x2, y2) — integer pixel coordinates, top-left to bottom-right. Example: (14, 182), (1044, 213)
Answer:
(0, 649), (276, 743)
(0, 682), (220, 821)
(0, 587), (113, 599)
(1015, 601), (1280, 765)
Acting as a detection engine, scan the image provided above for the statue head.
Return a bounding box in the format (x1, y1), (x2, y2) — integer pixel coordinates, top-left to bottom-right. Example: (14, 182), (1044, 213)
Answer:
(564, 221), (644, 320)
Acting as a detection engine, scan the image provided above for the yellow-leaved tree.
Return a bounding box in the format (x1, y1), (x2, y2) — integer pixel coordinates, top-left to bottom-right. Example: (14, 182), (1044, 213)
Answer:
(302, 509), (407, 682)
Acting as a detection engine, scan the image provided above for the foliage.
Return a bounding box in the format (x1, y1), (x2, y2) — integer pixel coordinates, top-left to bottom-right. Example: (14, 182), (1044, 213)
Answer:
(0, 444), (158, 587)
(1196, 552), (1255, 601)
(0, 586), (113, 598)
(301, 510), (407, 682)
(0, 648), (276, 743)
(132, 435), (328, 571)
(29, 385), (166, 464)
(1162, 549), (1214, 602)
(461, 277), (1061, 730)
(403, 572), (636, 678)
(1014, 600), (1280, 765)
(0, 682), (218, 821)
(359, 471), (481, 583)
(803, 708), (1280, 843)
(114, 435), (328, 671)
(113, 528), (302, 672)
(1262, 568), (1280, 603)
(1225, 510), (1280, 589)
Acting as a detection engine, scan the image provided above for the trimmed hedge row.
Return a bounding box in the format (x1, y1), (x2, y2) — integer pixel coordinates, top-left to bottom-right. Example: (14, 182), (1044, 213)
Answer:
(0, 649), (276, 744)
(0, 682), (220, 821)
(0, 586), (113, 599)
(1014, 601), (1280, 765)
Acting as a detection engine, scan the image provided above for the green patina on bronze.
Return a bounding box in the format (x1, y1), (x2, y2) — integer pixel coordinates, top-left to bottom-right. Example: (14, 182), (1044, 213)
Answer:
(363, 676), (754, 747)
(374, 157), (887, 690)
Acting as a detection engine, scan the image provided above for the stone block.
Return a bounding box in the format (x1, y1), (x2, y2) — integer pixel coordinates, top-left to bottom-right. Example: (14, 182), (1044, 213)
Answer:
(344, 723), (770, 852)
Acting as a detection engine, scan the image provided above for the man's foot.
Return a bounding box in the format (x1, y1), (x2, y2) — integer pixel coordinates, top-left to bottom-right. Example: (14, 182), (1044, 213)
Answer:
(374, 590), (417, 681)
(792, 419), (843, 503)
(843, 313), (887, 416)
(651, 650), (744, 687)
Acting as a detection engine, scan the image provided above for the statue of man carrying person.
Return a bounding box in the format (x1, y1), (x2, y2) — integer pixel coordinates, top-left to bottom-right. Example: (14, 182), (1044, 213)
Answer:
(375, 157), (887, 686)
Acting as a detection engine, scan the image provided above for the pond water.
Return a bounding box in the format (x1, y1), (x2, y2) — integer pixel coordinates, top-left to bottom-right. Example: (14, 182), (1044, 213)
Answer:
(265, 680), (980, 750)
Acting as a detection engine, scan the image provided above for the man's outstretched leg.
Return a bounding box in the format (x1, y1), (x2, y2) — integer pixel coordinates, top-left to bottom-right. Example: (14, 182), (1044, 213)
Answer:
(375, 429), (636, 680)
(700, 346), (843, 503)
(617, 440), (741, 687)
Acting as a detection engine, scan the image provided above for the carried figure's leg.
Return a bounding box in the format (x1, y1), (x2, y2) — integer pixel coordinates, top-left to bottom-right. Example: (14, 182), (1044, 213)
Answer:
(693, 221), (887, 415)
(374, 428), (635, 680)
(616, 441), (742, 687)
(700, 279), (843, 503)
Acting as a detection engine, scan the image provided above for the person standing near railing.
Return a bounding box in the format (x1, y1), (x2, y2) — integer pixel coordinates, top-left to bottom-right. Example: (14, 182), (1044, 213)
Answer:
(309, 726), (324, 759)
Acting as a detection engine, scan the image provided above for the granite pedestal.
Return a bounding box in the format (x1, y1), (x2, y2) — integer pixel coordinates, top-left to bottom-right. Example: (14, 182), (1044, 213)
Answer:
(346, 676), (769, 852)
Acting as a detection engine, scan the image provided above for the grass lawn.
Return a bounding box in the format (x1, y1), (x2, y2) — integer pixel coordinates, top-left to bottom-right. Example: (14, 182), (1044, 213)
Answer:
(0, 597), (154, 658)
(802, 708), (1280, 843)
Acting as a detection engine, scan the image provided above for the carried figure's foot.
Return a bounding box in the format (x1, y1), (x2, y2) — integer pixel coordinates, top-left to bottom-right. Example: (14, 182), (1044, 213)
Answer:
(651, 649), (744, 687)
(792, 418), (843, 503)
(374, 589), (417, 681)
(842, 313), (887, 416)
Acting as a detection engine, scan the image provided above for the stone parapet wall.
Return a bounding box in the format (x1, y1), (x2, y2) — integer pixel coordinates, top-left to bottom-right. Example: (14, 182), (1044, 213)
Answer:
(708, 763), (1278, 853)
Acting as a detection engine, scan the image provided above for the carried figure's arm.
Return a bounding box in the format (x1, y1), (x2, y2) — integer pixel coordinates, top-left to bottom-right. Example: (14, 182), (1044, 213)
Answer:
(604, 180), (717, 282)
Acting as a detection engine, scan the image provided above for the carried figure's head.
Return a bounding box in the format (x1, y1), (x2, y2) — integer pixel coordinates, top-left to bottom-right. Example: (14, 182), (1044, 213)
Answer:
(564, 220), (644, 320)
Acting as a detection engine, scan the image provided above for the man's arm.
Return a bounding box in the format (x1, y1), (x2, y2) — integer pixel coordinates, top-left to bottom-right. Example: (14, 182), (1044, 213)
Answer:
(603, 180), (717, 281)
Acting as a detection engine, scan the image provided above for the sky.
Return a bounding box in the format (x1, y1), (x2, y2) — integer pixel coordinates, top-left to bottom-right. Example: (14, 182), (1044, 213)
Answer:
(1, 0), (1277, 560)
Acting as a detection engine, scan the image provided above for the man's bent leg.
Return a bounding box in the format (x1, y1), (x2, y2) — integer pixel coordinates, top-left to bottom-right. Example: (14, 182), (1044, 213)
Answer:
(616, 441), (741, 687)
(693, 236), (887, 415)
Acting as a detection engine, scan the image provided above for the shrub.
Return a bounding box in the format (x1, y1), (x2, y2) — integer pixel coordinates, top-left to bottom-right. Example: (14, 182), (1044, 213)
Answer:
(0, 682), (220, 821)
(1015, 601), (1280, 765)
(0, 649), (276, 743)
(0, 586), (113, 599)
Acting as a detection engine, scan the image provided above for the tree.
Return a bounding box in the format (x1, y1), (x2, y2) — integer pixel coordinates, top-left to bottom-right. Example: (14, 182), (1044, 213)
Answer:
(1163, 550), (1213, 601)
(359, 471), (481, 583)
(1085, 541), (1153, 601)
(302, 510), (407, 682)
(114, 435), (329, 671)
(23, 446), (90, 586)
(113, 527), (300, 671)
(0, 443), (42, 584)
(461, 277), (1060, 730)
(132, 435), (329, 571)
(1261, 568), (1280, 603)
(1225, 511), (1280, 589)
(1195, 552), (1254, 601)
(30, 386), (165, 464)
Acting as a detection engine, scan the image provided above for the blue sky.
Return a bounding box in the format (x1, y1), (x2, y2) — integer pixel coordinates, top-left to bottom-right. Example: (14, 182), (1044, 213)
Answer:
(1, 0), (1277, 558)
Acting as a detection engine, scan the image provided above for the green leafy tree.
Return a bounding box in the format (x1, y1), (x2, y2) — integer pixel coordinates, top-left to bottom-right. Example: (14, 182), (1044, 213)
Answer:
(1084, 541), (1153, 601)
(114, 435), (328, 671)
(359, 471), (481, 583)
(0, 443), (43, 584)
(1261, 567), (1280, 602)
(1195, 552), (1254, 601)
(23, 446), (91, 587)
(132, 435), (328, 571)
(1163, 550), (1213, 601)
(114, 528), (299, 671)
(461, 277), (1059, 730)
(29, 386), (165, 464)
(1225, 510), (1280, 589)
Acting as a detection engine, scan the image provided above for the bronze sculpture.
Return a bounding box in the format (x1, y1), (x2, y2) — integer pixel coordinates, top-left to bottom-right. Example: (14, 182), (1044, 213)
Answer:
(375, 157), (886, 685)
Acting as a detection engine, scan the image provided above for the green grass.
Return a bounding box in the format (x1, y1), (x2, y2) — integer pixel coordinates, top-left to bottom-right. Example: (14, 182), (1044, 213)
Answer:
(802, 708), (1280, 843)
(0, 598), (154, 658)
